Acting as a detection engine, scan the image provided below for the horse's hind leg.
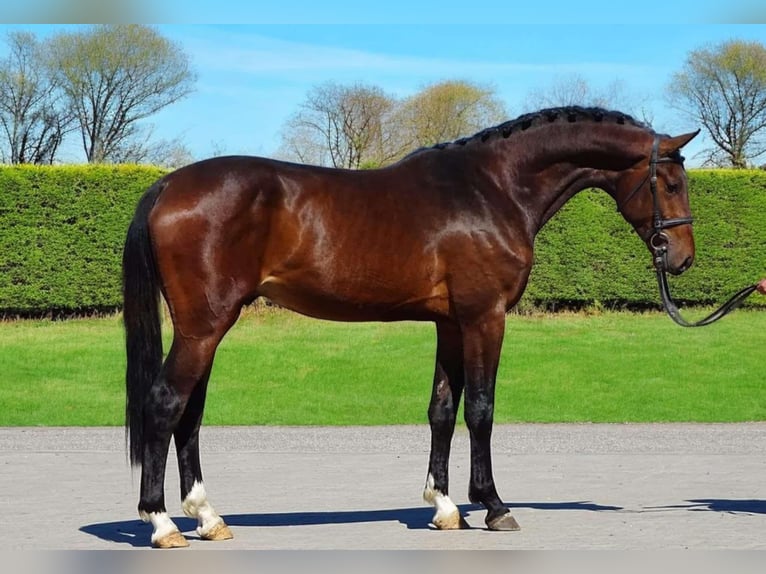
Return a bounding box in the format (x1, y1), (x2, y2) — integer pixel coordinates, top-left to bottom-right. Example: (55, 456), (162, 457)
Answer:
(139, 327), (233, 548)
(175, 367), (232, 542)
(423, 321), (469, 529)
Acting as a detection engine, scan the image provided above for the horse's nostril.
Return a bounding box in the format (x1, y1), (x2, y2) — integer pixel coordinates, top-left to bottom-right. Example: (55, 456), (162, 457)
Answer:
(679, 256), (693, 273)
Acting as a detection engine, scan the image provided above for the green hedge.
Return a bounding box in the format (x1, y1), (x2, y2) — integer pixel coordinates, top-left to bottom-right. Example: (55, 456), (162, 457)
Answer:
(0, 165), (165, 315)
(523, 169), (766, 309)
(0, 166), (764, 316)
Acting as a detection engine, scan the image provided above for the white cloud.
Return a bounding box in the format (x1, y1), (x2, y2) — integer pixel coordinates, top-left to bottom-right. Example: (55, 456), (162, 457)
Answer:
(181, 27), (650, 85)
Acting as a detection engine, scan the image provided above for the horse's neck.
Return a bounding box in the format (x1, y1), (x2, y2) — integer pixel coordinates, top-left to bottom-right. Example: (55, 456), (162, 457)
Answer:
(491, 125), (650, 231)
(532, 162), (609, 230)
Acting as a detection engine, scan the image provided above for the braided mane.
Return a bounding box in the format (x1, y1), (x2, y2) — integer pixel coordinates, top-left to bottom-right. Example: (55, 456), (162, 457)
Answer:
(409, 106), (651, 156)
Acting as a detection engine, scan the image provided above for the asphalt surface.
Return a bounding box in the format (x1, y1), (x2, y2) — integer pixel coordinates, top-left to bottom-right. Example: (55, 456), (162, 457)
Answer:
(2, 424), (766, 550)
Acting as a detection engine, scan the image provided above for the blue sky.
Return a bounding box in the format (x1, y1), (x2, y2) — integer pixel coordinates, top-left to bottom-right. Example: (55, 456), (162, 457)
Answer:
(2, 5), (766, 165)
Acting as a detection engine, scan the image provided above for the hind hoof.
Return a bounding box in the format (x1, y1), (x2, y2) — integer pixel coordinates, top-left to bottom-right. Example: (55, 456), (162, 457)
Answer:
(432, 511), (470, 530)
(153, 530), (189, 548)
(201, 521), (233, 541)
(486, 511), (521, 531)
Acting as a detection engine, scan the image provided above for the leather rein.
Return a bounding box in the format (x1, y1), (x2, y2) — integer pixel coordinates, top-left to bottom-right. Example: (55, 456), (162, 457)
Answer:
(620, 135), (757, 327)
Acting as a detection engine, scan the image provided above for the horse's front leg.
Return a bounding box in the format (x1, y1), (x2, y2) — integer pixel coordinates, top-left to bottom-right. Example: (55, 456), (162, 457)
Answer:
(423, 321), (469, 529)
(461, 309), (520, 531)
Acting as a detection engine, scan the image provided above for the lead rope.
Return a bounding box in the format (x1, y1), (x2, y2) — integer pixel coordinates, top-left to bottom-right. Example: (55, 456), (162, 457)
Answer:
(653, 248), (758, 328)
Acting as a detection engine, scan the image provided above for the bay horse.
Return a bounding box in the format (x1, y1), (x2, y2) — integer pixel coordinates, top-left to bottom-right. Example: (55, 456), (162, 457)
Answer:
(123, 106), (698, 548)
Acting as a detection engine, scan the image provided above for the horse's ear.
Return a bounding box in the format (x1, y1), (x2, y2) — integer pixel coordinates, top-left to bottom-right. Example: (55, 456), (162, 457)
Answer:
(659, 130), (700, 157)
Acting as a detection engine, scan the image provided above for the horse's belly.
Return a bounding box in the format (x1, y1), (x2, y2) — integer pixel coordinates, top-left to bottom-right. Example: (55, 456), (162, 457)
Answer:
(257, 274), (448, 322)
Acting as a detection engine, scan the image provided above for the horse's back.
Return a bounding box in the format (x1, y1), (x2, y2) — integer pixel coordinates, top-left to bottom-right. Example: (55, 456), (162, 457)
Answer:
(144, 156), (458, 322)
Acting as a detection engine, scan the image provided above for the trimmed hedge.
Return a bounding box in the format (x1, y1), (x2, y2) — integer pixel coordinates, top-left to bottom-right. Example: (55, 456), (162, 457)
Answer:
(0, 165), (165, 315)
(0, 166), (764, 316)
(523, 169), (766, 309)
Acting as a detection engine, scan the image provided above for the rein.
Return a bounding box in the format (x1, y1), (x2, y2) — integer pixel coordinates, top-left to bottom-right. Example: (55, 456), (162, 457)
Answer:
(654, 266), (757, 328)
(635, 135), (758, 327)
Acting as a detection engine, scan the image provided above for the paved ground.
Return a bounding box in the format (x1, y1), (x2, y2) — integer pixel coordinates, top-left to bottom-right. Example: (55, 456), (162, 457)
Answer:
(1, 424), (766, 550)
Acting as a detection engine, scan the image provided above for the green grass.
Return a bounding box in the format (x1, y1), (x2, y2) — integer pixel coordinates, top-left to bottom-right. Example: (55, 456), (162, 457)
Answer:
(1, 308), (764, 426)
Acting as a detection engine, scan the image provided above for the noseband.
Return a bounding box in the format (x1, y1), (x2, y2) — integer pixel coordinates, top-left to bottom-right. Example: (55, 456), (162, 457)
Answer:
(620, 135), (756, 327)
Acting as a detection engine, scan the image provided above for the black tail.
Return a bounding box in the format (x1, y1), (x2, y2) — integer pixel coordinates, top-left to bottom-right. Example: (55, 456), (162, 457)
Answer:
(123, 180), (166, 467)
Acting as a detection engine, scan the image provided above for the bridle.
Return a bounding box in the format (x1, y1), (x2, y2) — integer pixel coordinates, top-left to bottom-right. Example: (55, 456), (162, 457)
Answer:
(619, 135), (757, 327)
(618, 135), (693, 253)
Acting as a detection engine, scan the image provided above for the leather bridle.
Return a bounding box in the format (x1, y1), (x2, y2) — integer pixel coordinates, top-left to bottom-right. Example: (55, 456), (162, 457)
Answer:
(618, 135), (693, 260)
(619, 135), (756, 327)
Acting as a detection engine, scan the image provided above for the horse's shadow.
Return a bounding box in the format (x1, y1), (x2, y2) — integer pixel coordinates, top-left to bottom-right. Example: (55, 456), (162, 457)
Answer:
(647, 499), (766, 515)
(80, 500), (622, 548)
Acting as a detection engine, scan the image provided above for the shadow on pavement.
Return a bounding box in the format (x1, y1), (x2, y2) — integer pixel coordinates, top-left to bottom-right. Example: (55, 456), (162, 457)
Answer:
(80, 500), (622, 547)
(647, 499), (766, 515)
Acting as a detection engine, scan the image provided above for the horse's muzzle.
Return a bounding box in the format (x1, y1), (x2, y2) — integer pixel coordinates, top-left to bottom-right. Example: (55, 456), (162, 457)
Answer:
(668, 254), (693, 276)
(651, 232), (694, 276)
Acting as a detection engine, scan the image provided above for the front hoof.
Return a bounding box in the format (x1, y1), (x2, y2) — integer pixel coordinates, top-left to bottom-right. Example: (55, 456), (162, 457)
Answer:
(432, 510), (470, 530)
(486, 511), (520, 531)
(152, 530), (189, 548)
(200, 521), (233, 541)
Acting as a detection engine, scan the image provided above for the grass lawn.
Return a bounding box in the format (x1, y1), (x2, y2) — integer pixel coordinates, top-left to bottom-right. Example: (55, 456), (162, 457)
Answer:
(0, 308), (764, 426)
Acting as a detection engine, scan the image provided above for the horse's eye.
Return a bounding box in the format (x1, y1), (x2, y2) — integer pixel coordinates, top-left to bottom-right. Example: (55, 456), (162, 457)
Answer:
(667, 182), (679, 194)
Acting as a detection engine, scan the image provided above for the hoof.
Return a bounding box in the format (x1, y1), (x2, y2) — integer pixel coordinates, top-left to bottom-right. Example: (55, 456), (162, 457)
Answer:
(486, 511), (521, 531)
(153, 530), (189, 549)
(432, 511), (470, 530)
(201, 521), (233, 541)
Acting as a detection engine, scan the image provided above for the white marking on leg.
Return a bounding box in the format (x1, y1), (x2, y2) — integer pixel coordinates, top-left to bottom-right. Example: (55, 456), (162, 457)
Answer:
(140, 510), (180, 544)
(423, 473), (462, 529)
(182, 481), (224, 538)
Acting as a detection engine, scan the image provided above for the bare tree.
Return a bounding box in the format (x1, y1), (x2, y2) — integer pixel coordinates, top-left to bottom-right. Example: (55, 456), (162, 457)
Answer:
(0, 31), (73, 164)
(525, 73), (654, 124)
(667, 40), (766, 168)
(101, 124), (195, 169)
(279, 82), (397, 169)
(278, 121), (331, 166)
(145, 138), (196, 170)
(46, 25), (195, 163)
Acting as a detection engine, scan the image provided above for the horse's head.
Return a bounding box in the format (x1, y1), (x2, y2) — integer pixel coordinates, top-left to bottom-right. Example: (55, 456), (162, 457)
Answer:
(615, 130), (700, 276)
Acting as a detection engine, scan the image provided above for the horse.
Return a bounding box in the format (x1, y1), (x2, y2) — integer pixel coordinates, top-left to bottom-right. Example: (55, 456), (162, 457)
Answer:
(122, 106), (698, 548)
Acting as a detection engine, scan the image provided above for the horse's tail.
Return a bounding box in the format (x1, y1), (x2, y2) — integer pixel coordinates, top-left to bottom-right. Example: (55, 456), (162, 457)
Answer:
(123, 180), (166, 467)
